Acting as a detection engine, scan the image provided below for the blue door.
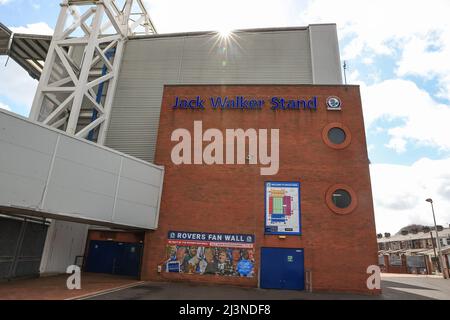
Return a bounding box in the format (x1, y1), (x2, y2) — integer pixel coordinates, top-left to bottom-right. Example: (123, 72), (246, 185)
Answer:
(260, 247), (304, 290)
(85, 240), (143, 277)
(116, 243), (142, 277)
(85, 241), (117, 274)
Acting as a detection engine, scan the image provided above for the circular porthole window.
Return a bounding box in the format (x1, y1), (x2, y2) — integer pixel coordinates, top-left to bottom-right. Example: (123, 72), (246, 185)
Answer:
(328, 127), (346, 145)
(322, 123), (351, 149)
(326, 184), (358, 215)
(332, 189), (351, 208)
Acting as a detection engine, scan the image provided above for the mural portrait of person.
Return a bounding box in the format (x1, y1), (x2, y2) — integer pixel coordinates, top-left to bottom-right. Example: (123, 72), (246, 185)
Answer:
(165, 245), (254, 277)
(216, 249), (229, 275)
(231, 249), (241, 275)
(175, 246), (187, 271)
(166, 245), (177, 259)
(165, 245), (186, 272)
(203, 247), (217, 274)
(236, 249), (254, 277)
(247, 249), (255, 262)
(183, 246), (209, 274)
(183, 246), (197, 274)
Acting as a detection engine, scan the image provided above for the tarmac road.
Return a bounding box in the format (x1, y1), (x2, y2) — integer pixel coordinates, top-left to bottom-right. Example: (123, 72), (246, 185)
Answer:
(84, 274), (450, 300)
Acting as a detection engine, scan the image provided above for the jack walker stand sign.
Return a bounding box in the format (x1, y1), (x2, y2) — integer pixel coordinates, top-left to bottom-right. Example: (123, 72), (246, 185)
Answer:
(265, 182), (301, 235)
(165, 231), (255, 277)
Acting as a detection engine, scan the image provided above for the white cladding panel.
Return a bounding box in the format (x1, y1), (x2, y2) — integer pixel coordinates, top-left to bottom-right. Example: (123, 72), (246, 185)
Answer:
(309, 24), (343, 84)
(105, 28), (331, 162)
(0, 110), (164, 230)
(39, 220), (89, 274)
(0, 112), (55, 208)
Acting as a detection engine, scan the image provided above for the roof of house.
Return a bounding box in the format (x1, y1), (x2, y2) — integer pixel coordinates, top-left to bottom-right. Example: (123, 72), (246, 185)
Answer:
(377, 228), (450, 243)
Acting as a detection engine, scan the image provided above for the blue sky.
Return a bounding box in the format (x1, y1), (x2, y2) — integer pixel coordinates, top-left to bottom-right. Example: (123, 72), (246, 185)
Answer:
(0, 1), (58, 27)
(1, 0), (450, 233)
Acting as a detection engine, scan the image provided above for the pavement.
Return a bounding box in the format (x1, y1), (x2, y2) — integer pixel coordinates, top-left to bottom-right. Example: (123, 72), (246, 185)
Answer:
(380, 273), (450, 300)
(84, 281), (377, 300)
(0, 272), (449, 300)
(0, 273), (142, 300)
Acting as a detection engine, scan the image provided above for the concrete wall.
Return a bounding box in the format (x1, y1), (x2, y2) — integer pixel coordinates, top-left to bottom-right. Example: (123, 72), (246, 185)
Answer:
(105, 25), (343, 163)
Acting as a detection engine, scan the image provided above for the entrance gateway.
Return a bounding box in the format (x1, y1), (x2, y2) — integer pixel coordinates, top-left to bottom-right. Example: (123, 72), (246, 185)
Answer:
(260, 248), (305, 290)
(85, 240), (143, 277)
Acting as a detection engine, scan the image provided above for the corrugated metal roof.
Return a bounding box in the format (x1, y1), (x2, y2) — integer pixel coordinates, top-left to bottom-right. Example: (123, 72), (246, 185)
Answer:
(105, 29), (314, 162)
(0, 22), (51, 80)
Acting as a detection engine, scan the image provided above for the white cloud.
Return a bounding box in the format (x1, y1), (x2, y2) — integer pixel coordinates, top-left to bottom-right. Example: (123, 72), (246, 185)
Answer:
(397, 32), (450, 100)
(0, 0), (11, 5)
(384, 137), (407, 154)
(144, 0), (299, 34)
(0, 102), (11, 111)
(347, 70), (359, 83)
(302, 0), (450, 58)
(371, 158), (450, 233)
(0, 57), (38, 115)
(0, 22), (52, 116)
(361, 79), (450, 152)
(362, 57), (373, 65)
(301, 0), (450, 100)
(10, 22), (53, 35)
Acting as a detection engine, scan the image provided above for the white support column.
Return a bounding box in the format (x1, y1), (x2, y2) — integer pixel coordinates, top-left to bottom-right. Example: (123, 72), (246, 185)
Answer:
(66, 5), (102, 135)
(29, 1), (71, 121)
(28, 0), (157, 144)
(97, 39), (124, 144)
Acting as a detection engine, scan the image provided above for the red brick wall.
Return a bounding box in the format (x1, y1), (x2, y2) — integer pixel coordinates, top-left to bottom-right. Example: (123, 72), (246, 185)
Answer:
(383, 255), (408, 274)
(141, 85), (379, 294)
(87, 230), (144, 244)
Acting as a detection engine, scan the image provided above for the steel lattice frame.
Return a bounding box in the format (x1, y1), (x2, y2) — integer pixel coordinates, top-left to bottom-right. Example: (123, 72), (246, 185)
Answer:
(29, 0), (156, 144)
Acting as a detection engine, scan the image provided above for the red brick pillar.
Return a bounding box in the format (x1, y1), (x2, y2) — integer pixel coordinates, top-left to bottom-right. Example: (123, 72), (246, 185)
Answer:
(384, 255), (390, 273)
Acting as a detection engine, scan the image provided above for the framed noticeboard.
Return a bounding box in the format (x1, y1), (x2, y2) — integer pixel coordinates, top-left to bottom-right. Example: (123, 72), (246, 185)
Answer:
(265, 181), (301, 235)
(165, 231), (255, 277)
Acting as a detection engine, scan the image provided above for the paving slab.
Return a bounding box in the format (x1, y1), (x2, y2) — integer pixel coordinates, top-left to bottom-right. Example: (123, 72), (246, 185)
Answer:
(0, 273), (141, 300)
(381, 273), (450, 300)
(1, 272), (448, 300)
(85, 275), (450, 300)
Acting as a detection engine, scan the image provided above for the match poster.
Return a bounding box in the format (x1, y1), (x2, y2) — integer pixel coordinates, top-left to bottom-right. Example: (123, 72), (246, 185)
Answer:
(265, 181), (301, 235)
(165, 231), (255, 277)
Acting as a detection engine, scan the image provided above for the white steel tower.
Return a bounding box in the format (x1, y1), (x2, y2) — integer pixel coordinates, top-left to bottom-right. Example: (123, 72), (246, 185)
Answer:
(29, 0), (157, 144)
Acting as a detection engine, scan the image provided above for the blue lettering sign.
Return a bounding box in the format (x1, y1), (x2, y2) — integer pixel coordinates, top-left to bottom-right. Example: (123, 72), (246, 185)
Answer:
(168, 231), (255, 243)
(172, 96), (205, 109)
(172, 96), (319, 111)
(271, 97), (317, 110)
(210, 96), (264, 109)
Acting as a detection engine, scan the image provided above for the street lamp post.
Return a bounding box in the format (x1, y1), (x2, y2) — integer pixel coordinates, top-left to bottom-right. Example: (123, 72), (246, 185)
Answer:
(429, 231), (440, 272)
(425, 198), (449, 279)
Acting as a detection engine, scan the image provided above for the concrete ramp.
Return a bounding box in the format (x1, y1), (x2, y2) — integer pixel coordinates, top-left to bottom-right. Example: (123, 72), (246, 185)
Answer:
(0, 109), (164, 230)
